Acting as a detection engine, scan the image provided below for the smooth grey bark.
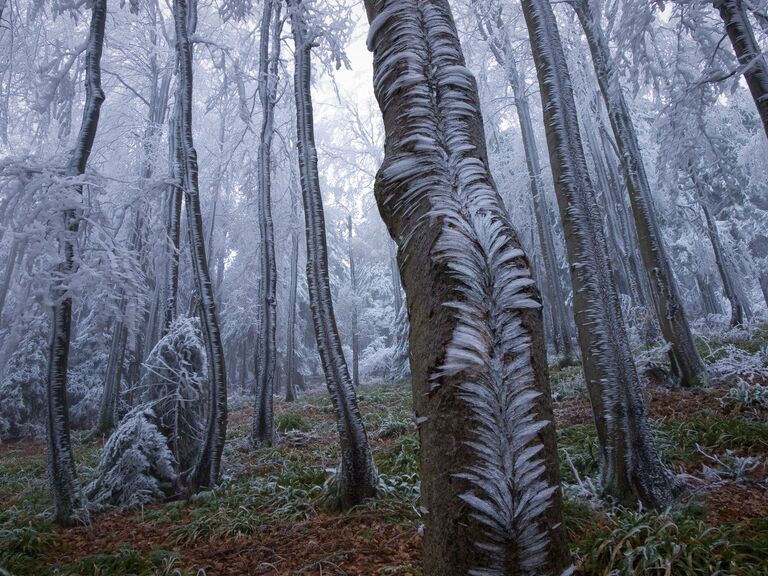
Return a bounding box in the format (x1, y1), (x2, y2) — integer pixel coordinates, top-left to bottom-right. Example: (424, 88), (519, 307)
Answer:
(288, 0), (378, 510)
(365, 0), (571, 573)
(47, 0), (106, 525)
(285, 181), (300, 403)
(173, 0), (228, 492)
(715, 0), (768, 141)
(252, 0), (283, 447)
(347, 214), (360, 388)
(521, 0), (673, 508)
(472, 0), (575, 363)
(572, 0), (707, 386)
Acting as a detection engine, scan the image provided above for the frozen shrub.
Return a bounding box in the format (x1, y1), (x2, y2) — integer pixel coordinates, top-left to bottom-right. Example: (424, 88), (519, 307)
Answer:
(86, 408), (176, 509)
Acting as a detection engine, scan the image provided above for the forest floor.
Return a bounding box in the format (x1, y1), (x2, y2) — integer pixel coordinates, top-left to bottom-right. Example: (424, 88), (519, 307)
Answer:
(2, 326), (768, 575)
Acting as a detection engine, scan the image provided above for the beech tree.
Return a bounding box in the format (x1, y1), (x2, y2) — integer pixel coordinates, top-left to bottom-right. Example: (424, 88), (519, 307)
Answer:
(172, 0), (228, 492)
(365, 0), (571, 573)
(288, 0), (379, 510)
(521, 0), (673, 507)
(47, 0), (107, 525)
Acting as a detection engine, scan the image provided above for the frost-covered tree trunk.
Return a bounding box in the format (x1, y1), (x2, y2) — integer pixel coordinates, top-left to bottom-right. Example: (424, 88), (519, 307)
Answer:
(0, 236), (24, 323)
(96, 293), (128, 435)
(760, 272), (768, 308)
(388, 240), (402, 317)
(697, 272), (723, 316)
(347, 214), (360, 388)
(365, 0), (571, 573)
(473, 0), (575, 364)
(172, 0), (228, 492)
(521, 0), (672, 507)
(288, 0), (378, 510)
(699, 197), (748, 326)
(286, 182), (300, 403)
(47, 0), (107, 525)
(715, 0), (768, 141)
(252, 0), (283, 447)
(164, 101), (184, 334)
(572, 0), (706, 386)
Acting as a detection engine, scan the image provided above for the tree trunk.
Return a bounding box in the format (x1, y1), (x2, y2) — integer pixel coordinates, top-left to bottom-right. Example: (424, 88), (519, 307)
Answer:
(252, 0), (284, 446)
(715, 0), (768, 141)
(286, 181), (300, 403)
(96, 293), (128, 435)
(47, 0), (107, 525)
(289, 0), (378, 510)
(572, 0), (706, 386)
(521, 0), (673, 507)
(472, 0), (575, 364)
(347, 214), (360, 388)
(165, 101), (184, 334)
(760, 272), (768, 309)
(173, 0), (228, 492)
(699, 197), (748, 326)
(365, 1), (571, 573)
(697, 272), (723, 316)
(0, 236), (24, 325)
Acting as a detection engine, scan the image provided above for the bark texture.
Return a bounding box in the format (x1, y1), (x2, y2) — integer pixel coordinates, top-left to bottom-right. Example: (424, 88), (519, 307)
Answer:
(47, 0), (107, 525)
(472, 0), (575, 363)
(521, 0), (673, 507)
(289, 0), (378, 510)
(365, 0), (571, 573)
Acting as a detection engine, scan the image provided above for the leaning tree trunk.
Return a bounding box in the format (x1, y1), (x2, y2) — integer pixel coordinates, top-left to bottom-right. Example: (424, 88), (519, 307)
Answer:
(715, 0), (768, 141)
(173, 0), (228, 492)
(288, 0), (378, 510)
(285, 181), (300, 403)
(697, 272), (723, 316)
(47, 0), (107, 525)
(365, 0), (571, 573)
(472, 0), (575, 364)
(252, 0), (283, 447)
(699, 197), (748, 326)
(347, 214), (360, 388)
(572, 0), (706, 386)
(521, 0), (673, 508)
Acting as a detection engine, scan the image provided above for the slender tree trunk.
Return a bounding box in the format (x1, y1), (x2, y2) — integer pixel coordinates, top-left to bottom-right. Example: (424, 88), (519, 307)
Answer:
(699, 197), (748, 326)
(47, 0), (106, 525)
(365, 1), (571, 573)
(252, 0), (284, 446)
(715, 0), (768, 141)
(286, 183), (300, 403)
(521, 0), (673, 507)
(347, 214), (360, 388)
(96, 293), (128, 435)
(760, 272), (768, 309)
(165, 101), (184, 334)
(0, 236), (24, 325)
(472, 0), (575, 363)
(572, 0), (706, 386)
(288, 0), (378, 510)
(173, 0), (228, 492)
(697, 273), (723, 316)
